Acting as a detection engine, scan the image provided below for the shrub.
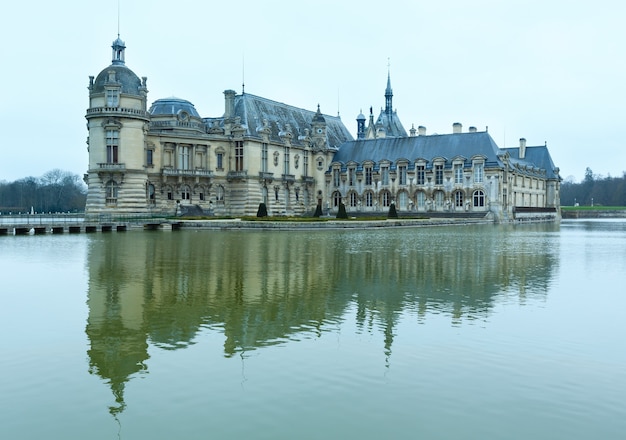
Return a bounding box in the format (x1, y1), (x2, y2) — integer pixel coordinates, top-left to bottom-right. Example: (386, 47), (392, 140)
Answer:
(256, 202), (268, 217)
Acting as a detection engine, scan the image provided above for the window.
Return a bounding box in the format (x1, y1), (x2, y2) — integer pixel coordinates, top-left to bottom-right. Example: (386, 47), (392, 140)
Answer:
(167, 187), (173, 200)
(333, 191), (342, 208)
(398, 165), (407, 185)
(216, 185), (225, 202)
(147, 183), (155, 205)
(216, 152), (223, 170)
(332, 168), (340, 187)
(416, 165), (425, 185)
(106, 89), (119, 107)
(473, 190), (485, 207)
(365, 166), (373, 185)
(434, 190), (444, 208)
(146, 149), (153, 166)
(348, 167), (356, 186)
(106, 130), (119, 163)
(398, 191), (407, 209)
(474, 163), (484, 183)
(455, 190), (464, 207)
(303, 151), (309, 177)
(435, 164), (444, 185)
(417, 191), (426, 208)
(365, 191), (373, 207)
(105, 180), (118, 205)
(381, 166), (389, 186)
(284, 146), (290, 175)
(235, 141), (244, 171)
(382, 191), (390, 207)
(261, 143), (268, 173)
(349, 192), (358, 207)
(179, 146), (190, 170)
(454, 163), (463, 184)
(181, 185), (191, 201)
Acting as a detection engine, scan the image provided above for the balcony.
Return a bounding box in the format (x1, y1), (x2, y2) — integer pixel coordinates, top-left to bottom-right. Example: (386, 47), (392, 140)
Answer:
(86, 106), (150, 121)
(301, 176), (315, 184)
(282, 174), (296, 184)
(227, 170), (248, 181)
(162, 168), (213, 178)
(97, 163), (126, 171)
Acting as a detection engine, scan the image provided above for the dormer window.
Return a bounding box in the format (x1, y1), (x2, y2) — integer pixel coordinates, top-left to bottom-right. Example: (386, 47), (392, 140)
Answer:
(106, 89), (119, 107)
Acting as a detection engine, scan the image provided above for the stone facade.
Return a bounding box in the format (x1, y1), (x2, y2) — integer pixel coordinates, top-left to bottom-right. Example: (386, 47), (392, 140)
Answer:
(85, 37), (561, 221)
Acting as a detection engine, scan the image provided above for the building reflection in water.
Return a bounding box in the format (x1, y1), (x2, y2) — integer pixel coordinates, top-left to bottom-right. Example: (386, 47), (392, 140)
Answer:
(85, 224), (559, 413)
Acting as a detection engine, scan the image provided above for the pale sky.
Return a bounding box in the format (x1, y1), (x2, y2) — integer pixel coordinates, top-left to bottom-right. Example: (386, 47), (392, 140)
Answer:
(1, 0), (624, 183)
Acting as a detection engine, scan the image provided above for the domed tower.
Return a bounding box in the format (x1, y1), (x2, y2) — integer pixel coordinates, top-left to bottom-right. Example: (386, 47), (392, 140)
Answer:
(85, 36), (149, 214)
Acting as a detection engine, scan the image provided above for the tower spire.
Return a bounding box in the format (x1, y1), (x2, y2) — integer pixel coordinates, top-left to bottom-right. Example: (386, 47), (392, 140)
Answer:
(385, 59), (393, 114)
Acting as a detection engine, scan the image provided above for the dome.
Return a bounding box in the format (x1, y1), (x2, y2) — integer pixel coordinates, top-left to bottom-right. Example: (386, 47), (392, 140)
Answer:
(93, 64), (143, 96)
(149, 97), (201, 118)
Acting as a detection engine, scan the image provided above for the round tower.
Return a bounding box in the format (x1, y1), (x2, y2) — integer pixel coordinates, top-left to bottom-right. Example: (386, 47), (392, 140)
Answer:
(85, 36), (150, 215)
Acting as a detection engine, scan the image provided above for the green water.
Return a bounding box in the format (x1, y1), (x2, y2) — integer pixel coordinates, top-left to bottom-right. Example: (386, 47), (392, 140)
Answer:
(1, 220), (625, 439)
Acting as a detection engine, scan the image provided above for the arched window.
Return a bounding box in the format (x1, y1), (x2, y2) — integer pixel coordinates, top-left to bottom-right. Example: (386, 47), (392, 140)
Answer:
(473, 190), (485, 207)
(398, 191), (408, 210)
(105, 180), (118, 205)
(455, 190), (464, 207)
(434, 190), (444, 209)
(381, 190), (391, 207)
(332, 191), (342, 208)
(416, 191), (426, 209)
(181, 185), (191, 201)
(349, 192), (358, 207)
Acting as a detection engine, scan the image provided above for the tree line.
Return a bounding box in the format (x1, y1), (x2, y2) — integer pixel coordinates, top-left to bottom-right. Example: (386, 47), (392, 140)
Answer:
(560, 168), (626, 206)
(0, 169), (87, 214)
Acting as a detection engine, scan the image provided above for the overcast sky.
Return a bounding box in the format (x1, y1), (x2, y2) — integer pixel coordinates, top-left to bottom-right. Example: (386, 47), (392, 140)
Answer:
(1, 0), (624, 183)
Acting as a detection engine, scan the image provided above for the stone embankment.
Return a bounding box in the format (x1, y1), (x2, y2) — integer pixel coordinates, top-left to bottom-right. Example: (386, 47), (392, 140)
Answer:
(176, 217), (493, 230)
(561, 209), (626, 219)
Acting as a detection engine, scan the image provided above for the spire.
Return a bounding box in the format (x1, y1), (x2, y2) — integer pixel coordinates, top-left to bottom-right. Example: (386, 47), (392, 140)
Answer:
(111, 36), (126, 65)
(385, 61), (393, 114)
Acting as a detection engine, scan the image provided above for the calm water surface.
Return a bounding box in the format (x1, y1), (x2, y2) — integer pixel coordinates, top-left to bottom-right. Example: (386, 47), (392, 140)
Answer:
(1, 220), (625, 439)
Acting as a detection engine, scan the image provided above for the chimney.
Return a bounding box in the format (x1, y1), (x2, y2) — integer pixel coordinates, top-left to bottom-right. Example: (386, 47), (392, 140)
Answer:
(224, 89), (236, 119)
(453, 122), (462, 133)
(469, 126), (477, 133)
(418, 125), (426, 136)
(519, 138), (527, 159)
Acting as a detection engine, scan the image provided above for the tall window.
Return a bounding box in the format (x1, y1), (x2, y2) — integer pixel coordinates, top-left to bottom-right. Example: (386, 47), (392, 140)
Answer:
(381, 166), (389, 186)
(455, 190), (464, 207)
(106, 130), (119, 163)
(333, 191), (341, 208)
(303, 151), (309, 177)
(261, 143), (268, 173)
(435, 164), (444, 185)
(416, 165), (425, 185)
(382, 191), (390, 207)
(365, 166), (373, 185)
(216, 152), (223, 170)
(181, 185), (191, 201)
(474, 163), (484, 183)
(348, 167), (356, 186)
(365, 191), (373, 207)
(283, 146), (290, 175)
(454, 163), (463, 184)
(349, 192), (358, 207)
(473, 190), (485, 207)
(146, 149), (153, 167)
(106, 89), (119, 107)
(417, 191), (426, 208)
(435, 190), (444, 208)
(235, 141), (244, 171)
(398, 165), (407, 185)
(398, 191), (407, 209)
(179, 146), (190, 170)
(105, 180), (118, 205)
(333, 168), (340, 187)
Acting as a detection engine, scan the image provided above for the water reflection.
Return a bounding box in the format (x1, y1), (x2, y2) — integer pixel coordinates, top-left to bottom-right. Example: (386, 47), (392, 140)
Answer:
(85, 224), (559, 413)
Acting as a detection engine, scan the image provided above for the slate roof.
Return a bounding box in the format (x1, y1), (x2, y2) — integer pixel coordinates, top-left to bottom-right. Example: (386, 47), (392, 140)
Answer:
(375, 109), (408, 137)
(503, 145), (561, 180)
(93, 64), (143, 96)
(332, 131), (504, 170)
(231, 93), (354, 148)
(149, 97), (201, 117)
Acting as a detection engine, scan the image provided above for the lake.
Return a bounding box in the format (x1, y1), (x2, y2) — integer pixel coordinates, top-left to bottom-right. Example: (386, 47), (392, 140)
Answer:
(1, 220), (625, 439)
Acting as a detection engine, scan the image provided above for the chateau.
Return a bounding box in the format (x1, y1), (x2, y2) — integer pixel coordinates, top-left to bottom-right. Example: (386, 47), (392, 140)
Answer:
(85, 36), (561, 222)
